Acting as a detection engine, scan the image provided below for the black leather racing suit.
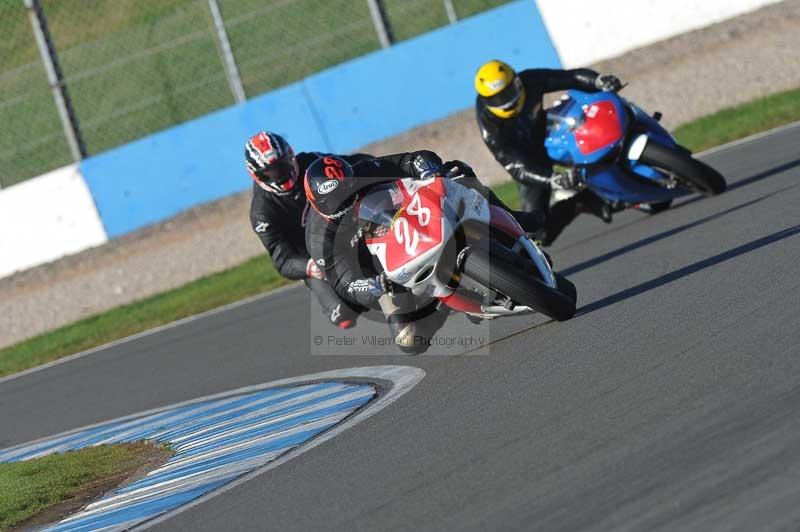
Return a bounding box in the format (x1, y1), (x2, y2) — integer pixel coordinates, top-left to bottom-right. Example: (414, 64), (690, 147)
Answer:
(476, 68), (608, 244)
(304, 151), (528, 353)
(304, 152), (529, 311)
(250, 151), (374, 325)
(304, 151), (442, 310)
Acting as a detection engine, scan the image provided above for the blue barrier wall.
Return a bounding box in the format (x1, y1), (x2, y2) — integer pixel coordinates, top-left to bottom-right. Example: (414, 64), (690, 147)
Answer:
(81, 83), (330, 238)
(80, 0), (560, 239)
(305, 1), (560, 153)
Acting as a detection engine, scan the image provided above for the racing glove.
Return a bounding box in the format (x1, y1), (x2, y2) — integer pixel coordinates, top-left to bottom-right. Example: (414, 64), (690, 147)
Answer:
(441, 160), (477, 179)
(305, 258), (325, 280)
(368, 272), (407, 298)
(595, 74), (623, 92)
(412, 152), (442, 179)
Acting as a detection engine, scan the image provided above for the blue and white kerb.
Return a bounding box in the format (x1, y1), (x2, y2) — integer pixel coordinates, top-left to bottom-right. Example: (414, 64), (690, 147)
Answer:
(0, 366), (425, 531)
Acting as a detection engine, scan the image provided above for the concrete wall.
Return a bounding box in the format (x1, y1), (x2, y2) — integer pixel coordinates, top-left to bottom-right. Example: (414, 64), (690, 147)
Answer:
(537, 0), (783, 67)
(0, 164), (107, 278)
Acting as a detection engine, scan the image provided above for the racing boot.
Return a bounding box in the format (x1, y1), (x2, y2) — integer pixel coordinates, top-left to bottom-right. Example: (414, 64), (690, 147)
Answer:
(575, 189), (612, 223)
(536, 189), (611, 246)
(511, 209), (546, 233)
(330, 303), (359, 329)
(380, 292), (424, 354)
(306, 278), (361, 329)
(380, 295), (448, 354)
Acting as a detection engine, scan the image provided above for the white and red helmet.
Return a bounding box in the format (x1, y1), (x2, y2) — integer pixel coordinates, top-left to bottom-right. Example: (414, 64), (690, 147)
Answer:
(244, 131), (299, 195)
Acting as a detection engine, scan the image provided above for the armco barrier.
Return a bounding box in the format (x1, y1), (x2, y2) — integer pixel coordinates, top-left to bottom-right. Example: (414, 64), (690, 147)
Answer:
(78, 0), (559, 239)
(0, 164), (107, 278)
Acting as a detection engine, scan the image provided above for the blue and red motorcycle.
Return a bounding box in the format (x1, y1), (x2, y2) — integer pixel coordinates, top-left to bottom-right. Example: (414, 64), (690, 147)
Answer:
(544, 89), (726, 213)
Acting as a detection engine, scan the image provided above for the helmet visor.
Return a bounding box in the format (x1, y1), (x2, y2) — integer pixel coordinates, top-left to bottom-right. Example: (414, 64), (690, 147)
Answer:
(254, 159), (298, 188)
(484, 77), (523, 111)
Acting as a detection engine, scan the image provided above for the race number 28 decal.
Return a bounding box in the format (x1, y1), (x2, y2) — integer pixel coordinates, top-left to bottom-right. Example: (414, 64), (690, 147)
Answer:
(394, 193), (430, 256)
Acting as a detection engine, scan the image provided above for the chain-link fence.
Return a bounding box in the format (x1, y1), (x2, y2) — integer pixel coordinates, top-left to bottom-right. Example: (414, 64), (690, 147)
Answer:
(0, 0), (510, 188)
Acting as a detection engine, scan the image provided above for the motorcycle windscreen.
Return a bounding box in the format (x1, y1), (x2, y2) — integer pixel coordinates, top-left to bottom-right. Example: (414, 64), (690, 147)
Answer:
(357, 183), (404, 239)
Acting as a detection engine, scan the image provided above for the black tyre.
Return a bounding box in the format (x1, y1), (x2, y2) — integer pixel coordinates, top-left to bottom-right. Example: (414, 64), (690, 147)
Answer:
(555, 272), (577, 303)
(640, 141), (726, 196)
(461, 246), (577, 322)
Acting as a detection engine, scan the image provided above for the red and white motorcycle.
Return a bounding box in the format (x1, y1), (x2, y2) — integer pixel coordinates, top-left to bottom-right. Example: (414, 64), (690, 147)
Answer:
(358, 176), (578, 322)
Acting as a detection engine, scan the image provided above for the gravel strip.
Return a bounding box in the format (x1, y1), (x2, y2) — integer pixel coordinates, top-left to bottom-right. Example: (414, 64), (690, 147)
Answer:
(1, 0), (798, 348)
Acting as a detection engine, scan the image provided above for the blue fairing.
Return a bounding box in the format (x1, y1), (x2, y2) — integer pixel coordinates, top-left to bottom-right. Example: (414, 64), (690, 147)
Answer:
(545, 90), (691, 204)
(545, 91), (629, 165)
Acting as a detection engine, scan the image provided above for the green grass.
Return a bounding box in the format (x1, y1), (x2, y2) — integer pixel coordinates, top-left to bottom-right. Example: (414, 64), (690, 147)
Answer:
(493, 180), (521, 210)
(0, 256), (285, 377)
(673, 87), (800, 152)
(0, 0), (511, 186)
(382, 0), (511, 41)
(0, 443), (168, 530)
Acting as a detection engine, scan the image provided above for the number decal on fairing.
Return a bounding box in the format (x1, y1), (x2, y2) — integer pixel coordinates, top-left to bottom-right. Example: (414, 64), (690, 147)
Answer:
(393, 192), (429, 256)
(407, 193), (430, 226)
(394, 218), (419, 256)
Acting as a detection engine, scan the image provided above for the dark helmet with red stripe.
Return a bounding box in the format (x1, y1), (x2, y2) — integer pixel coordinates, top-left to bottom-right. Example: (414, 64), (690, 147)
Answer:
(244, 131), (299, 195)
(304, 156), (357, 221)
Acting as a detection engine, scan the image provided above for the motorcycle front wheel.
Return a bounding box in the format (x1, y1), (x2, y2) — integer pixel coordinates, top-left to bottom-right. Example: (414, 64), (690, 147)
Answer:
(640, 142), (727, 196)
(461, 244), (577, 322)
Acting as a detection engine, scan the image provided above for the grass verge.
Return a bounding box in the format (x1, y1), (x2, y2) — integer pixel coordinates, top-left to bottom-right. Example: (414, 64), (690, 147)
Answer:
(0, 442), (171, 531)
(0, 257), (286, 377)
(1, 90), (798, 377)
(673, 87), (800, 152)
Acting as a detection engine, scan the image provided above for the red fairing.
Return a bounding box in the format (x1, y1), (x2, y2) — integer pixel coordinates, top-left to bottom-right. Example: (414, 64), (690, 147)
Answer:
(365, 178), (445, 272)
(574, 100), (623, 155)
(489, 205), (524, 238)
(438, 292), (482, 314)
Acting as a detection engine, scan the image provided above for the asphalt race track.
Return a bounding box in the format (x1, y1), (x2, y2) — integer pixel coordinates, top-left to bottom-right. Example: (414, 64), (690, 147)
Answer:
(2, 123), (800, 531)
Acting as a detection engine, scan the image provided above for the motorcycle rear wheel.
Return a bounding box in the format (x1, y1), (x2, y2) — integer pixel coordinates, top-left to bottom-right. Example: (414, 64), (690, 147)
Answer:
(461, 245), (577, 322)
(640, 142), (726, 196)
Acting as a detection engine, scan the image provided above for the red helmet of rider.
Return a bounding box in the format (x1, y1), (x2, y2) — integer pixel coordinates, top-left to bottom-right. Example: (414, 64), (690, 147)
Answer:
(244, 131), (299, 195)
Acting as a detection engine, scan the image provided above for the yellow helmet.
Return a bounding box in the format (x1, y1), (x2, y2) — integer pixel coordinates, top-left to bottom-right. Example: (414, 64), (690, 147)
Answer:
(474, 60), (526, 119)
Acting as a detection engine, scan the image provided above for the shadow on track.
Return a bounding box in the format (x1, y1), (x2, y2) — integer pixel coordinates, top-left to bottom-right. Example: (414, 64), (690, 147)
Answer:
(561, 186), (796, 276)
(671, 158), (800, 212)
(556, 159), (800, 254)
(576, 223), (800, 316)
(727, 158), (800, 192)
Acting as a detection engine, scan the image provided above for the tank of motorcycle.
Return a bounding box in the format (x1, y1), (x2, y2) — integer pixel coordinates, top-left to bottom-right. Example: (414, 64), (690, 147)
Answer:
(545, 90), (630, 165)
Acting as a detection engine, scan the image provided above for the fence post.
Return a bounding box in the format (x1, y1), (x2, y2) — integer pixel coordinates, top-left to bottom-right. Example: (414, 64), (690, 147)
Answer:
(443, 0), (458, 24)
(207, 0), (246, 104)
(367, 0), (394, 48)
(24, 0), (86, 162)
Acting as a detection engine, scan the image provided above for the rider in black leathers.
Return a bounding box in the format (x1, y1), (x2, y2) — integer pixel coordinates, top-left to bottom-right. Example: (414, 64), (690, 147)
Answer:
(475, 60), (623, 244)
(304, 150), (540, 353)
(245, 131), (373, 328)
